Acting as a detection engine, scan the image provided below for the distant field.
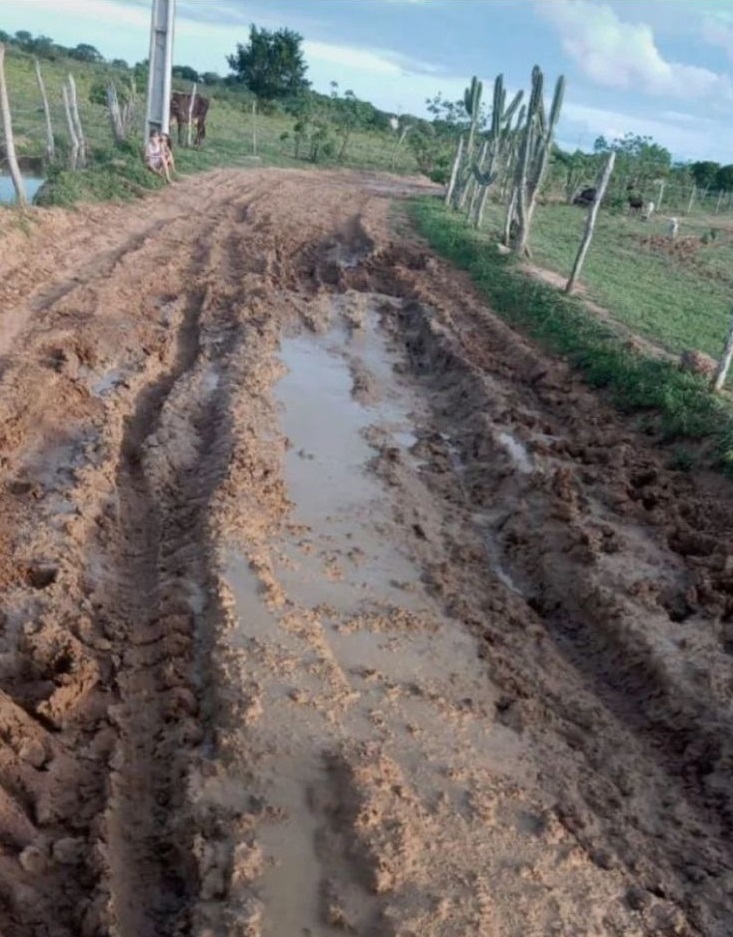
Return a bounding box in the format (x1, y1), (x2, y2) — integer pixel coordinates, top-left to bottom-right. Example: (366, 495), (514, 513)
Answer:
(478, 199), (733, 360)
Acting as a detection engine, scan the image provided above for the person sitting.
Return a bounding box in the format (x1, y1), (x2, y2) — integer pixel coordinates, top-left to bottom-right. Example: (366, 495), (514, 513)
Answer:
(144, 129), (171, 183)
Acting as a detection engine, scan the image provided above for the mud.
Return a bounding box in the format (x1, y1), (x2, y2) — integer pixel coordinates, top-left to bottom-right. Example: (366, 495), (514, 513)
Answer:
(0, 168), (732, 936)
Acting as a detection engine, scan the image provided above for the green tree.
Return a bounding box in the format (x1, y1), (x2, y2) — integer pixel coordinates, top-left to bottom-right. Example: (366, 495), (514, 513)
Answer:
(690, 160), (720, 190)
(200, 71), (222, 86)
(110, 58), (129, 70)
(69, 43), (103, 63)
(227, 25), (309, 102)
(594, 132), (671, 190)
(173, 64), (199, 83)
(716, 164), (733, 192)
(329, 83), (372, 162)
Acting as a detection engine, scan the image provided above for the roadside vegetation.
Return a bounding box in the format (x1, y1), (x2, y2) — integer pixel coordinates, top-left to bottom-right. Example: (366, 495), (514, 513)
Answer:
(411, 197), (733, 468)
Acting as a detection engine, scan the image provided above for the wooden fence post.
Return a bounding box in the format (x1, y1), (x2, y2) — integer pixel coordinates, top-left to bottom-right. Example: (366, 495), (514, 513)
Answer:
(656, 178), (666, 212)
(186, 81), (197, 147)
(0, 44), (27, 205)
(62, 82), (79, 170)
(565, 152), (615, 295)
(715, 190), (724, 214)
(686, 184), (696, 215)
(67, 75), (86, 167)
(34, 57), (55, 163)
(712, 307), (733, 393)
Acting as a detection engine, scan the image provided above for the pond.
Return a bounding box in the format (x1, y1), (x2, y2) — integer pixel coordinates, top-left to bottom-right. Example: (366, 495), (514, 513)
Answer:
(0, 176), (45, 205)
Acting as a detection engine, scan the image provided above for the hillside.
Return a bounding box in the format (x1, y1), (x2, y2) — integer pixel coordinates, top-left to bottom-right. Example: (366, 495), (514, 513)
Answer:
(1, 45), (423, 204)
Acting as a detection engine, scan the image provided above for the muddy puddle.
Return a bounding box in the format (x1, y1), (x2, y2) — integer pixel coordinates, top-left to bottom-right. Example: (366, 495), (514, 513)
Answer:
(225, 305), (527, 936)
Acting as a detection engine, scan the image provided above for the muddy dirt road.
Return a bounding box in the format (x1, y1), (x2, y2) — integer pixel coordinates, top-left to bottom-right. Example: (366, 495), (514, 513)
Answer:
(0, 168), (732, 937)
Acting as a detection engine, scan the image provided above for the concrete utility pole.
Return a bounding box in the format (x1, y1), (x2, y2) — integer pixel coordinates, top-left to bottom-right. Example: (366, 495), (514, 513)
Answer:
(146, 0), (175, 138)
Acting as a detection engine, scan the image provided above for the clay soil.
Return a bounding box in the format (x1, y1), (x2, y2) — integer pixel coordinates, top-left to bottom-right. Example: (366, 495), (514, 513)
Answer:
(0, 168), (732, 937)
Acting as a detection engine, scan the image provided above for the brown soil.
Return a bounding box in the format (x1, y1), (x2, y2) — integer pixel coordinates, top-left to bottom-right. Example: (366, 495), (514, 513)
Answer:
(0, 168), (732, 937)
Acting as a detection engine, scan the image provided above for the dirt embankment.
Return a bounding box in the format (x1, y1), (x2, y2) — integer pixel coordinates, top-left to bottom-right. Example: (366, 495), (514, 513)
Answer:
(0, 168), (731, 937)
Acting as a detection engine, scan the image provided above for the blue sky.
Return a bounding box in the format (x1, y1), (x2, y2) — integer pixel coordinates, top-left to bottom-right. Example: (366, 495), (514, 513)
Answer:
(2, 0), (733, 160)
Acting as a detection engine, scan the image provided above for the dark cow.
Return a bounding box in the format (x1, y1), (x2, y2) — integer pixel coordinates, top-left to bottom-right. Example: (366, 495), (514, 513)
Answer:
(170, 91), (210, 146)
(573, 187), (596, 206)
(626, 183), (644, 216)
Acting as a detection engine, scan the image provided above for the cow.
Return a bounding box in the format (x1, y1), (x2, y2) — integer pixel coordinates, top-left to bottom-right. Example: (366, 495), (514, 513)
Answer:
(641, 200), (655, 221)
(573, 187), (596, 206)
(626, 184), (644, 216)
(169, 91), (210, 146)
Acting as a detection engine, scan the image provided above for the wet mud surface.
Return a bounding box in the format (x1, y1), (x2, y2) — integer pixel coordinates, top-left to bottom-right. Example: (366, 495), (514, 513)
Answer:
(0, 168), (732, 936)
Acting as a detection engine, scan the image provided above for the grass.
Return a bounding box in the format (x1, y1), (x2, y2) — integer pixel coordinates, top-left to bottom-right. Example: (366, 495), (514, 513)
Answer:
(477, 199), (733, 360)
(1, 48), (421, 206)
(410, 197), (733, 468)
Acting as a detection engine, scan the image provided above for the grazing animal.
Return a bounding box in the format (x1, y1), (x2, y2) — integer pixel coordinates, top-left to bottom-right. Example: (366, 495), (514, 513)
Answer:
(573, 187), (596, 206)
(626, 183), (644, 216)
(667, 217), (679, 239)
(641, 200), (655, 221)
(169, 91), (210, 146)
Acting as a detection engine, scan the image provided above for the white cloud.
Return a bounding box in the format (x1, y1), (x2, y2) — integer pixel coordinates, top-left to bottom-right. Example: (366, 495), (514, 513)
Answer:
(539, 0), (733, 102)
(702, 17), (733, 63)
(561, 100), (733, 161)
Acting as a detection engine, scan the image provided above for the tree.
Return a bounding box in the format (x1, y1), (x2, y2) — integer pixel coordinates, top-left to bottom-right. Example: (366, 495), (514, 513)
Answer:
(690, 160), (720, 190)
(173, 64), (199, 83)
(69, 43), (103, 63)
(329, 83), (372, 162)
(111, 58), (129, 70)
(14, 31), (32, 47)
(227, 25), (309, 102)
(716, 164), (733, 192)
(593, 132), (671, 189)
(200, 71), (221, 86)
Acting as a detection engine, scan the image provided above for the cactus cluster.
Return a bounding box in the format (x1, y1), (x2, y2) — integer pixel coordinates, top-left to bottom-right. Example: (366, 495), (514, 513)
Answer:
(445, 75), (482, 208)
(467, 74), (524, 227)
(443, 64), (565, 257)
(507, 65), (565, 255)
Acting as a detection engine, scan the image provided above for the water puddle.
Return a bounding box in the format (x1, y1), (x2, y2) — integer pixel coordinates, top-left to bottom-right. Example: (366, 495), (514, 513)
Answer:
(0, 176), (45, 205)
(225, 307), (528, 936)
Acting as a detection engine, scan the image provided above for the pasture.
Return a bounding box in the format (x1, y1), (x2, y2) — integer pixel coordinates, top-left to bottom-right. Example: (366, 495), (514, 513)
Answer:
(476, 198), (733, 361)
(0, 48), (421, 206)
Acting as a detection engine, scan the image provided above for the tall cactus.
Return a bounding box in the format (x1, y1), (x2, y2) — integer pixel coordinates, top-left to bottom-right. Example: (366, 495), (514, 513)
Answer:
(467, 74), (524, 229)
(448, 75), (483, 209)
(507, 65), (565, 256)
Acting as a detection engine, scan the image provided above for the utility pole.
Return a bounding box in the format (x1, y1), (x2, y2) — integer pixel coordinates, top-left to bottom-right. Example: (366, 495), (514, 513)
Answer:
(146, 0), (175, 138)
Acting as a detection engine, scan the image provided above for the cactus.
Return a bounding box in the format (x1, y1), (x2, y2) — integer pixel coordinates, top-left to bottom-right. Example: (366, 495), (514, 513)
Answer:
(467, 74), (524, 228)
(507, 65), (565, 256)
(449, 76), (484, 209)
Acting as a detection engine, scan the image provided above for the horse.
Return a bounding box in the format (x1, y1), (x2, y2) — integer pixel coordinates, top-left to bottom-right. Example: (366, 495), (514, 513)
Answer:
(169, 91), (210, 146)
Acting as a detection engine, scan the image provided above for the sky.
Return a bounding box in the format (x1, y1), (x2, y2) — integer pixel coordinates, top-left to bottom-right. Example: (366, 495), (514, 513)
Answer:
(2, 0), (733, 161)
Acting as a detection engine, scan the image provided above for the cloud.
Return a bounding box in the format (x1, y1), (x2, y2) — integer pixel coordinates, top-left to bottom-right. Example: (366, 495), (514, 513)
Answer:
(702, 16), (733, 64)
(539, 0), (733, 102)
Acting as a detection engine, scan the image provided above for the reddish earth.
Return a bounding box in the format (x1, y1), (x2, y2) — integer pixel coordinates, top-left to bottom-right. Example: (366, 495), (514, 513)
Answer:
(0, 168), (732, 937)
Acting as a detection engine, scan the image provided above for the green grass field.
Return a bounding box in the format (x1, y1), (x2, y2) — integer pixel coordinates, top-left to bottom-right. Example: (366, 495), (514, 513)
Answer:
(1, 48), (421, 205)
(411, 197), (733, 470)
(478, 199), (733, 361)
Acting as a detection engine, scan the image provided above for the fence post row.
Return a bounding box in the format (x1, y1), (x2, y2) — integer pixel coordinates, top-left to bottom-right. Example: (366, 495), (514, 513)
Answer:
(34, 57), (55, 162)
(186, 81), (197, 147)
(67, 74), (86, 168)
(0, 43), (27, 205)
(565, 151), (615, 295)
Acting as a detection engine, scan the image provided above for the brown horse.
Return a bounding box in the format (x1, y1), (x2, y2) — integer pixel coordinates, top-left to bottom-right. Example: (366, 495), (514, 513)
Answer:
(169, 91), (210, 146)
